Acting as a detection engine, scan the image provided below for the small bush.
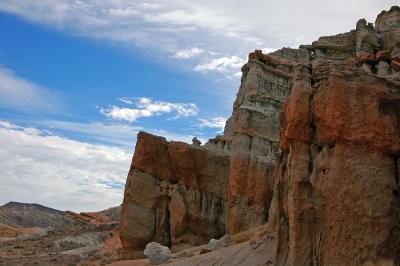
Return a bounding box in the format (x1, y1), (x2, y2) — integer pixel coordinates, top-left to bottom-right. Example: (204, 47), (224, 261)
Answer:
(232, 231), (251, 244)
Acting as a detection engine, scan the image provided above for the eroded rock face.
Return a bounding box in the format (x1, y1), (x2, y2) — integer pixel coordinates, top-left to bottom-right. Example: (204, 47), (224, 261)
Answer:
(119, 133), (230, 258)
(120, 6), (400, 264)
(120, 48), (299, 257)
(269, 6), (400, 266)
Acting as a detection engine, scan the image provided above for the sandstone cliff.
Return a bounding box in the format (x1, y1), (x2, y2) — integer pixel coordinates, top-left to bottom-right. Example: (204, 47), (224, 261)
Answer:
(269, 6), (400, 265)
(119, 47), (300, 258)
(120, 7), (400, 265)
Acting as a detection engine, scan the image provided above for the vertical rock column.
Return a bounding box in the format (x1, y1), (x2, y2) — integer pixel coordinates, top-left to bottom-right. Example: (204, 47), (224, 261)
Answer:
(270, 7), (400, 265)
(226, 49), (309, 234)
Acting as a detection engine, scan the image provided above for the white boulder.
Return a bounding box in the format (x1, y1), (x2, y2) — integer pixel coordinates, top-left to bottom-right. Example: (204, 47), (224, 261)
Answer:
(144, 242), (172, 265)
(207, 234), (231, 251)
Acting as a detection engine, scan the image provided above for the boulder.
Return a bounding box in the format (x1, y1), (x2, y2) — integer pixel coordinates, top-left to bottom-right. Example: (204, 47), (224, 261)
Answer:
(143, 242), (171, 265)
(207, 234), (231, 251)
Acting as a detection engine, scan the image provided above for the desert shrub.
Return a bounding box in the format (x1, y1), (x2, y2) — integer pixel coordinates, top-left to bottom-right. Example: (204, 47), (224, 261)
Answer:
(232, 231), (251, 244)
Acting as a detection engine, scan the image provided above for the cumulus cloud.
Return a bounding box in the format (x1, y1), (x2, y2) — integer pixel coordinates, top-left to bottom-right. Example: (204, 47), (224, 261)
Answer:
(194, 56), (246, 73)
(173, 47), (204, 59)
(0, 66), (60, 112)
(195, 117), (226, 132)
(0, 121), (131, 212)
(101, 97), (199, 122)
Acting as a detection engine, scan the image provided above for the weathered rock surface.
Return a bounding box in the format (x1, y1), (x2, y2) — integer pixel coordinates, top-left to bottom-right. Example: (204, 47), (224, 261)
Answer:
(119, 133), (230, 258)
(120, 6), (400, 265)
(269, 6), (400, 266)
(120, 46), (297, 257)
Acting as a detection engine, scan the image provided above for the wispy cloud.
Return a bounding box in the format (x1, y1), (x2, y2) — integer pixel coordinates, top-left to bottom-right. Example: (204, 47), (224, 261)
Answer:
(36, 120), (142, 148)
(0, 120), (131, 212)
(173, 47), (204, 59)
(194, 56), (246, 73)
(195, 117), (226, 132)
(118, 97), (134, 105)
(1, 1), (396, 79)
(101, 97), (198, 122)
(0, 66), (60, 112)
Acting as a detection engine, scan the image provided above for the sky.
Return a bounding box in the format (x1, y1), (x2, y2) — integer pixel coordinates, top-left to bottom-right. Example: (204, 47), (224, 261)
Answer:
(0, 0), (398, 212)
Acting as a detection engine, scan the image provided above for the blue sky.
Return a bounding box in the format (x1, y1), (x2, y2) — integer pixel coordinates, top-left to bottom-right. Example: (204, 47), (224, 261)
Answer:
(0, 1), (397, 212)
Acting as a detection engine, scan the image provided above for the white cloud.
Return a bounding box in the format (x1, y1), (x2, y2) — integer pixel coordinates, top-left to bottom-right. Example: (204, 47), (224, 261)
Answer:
(195, 117), (226, 132)
(140, 3), (163, 10)
(101, 106), (153, 122)
(0, 1), (395, 52)
(260, 47), (278, 54)
(194, 56), (246, 73)
(0, 66), (59, 112)
(108, 8), (138, 17)
(0, 119), (209, 211)
(0, 121), (131, 212)
(101, 97), (198, 122)
(0, 1), (397, 78)
(173, 47), (204, 59)
(0, 120), (18, 129)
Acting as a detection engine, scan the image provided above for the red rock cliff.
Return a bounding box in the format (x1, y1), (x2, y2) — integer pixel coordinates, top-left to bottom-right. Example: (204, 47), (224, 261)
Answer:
(269, 6), (400, 266)
(119, 48), (302, 257)
(120, 6), (400, 264)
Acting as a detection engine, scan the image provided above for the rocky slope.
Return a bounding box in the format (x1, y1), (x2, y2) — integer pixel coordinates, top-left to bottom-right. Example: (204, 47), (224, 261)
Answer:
(0, 202), (75, 228)
(0, 203), (123, 265)
(120, 6), (400, 265)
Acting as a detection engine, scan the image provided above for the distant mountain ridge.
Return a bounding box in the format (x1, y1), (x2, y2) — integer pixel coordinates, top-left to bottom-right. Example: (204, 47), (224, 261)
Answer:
(0, 202), (122, 229)
(0, 202), (70, 228)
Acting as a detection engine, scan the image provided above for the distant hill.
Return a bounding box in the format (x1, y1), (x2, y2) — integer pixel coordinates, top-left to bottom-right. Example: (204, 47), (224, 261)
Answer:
(0, 202), (69, 228)
(0, 202), (121, 229)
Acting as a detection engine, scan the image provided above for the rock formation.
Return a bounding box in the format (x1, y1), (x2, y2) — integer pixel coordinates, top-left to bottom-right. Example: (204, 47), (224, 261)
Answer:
(119, 47), (298, 258)
(269, 6), (400, 265)
(119, 132), (230, 258)
(120, 6), (400, 265)
(0, 203), (123, 265)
